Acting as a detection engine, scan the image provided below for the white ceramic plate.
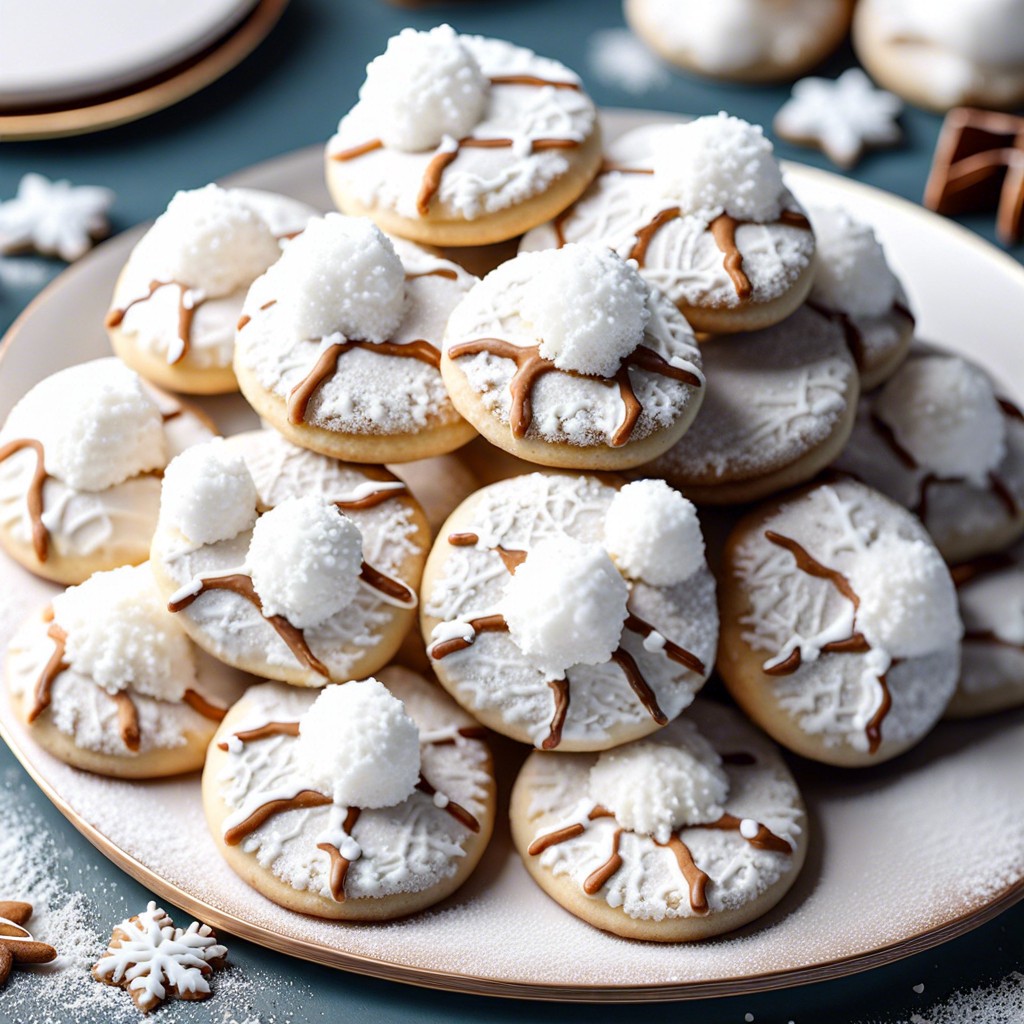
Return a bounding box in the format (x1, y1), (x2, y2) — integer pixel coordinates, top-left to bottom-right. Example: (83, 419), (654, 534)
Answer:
(1, 112), (1023, 1002)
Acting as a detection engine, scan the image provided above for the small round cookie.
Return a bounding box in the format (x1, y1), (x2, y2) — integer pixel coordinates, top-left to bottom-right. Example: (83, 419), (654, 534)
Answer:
(719, 479), (963, 767)
(421, 473), (718, 750)
(853, 0), (1024, 113)
(510, 699), (807, 941)
(519, 116), (817, 334)
(441, 245), (705, 470)
(0, 358), (215, 585)
(150, 431), (430, 686)
(234, 214), (478, 463)
(5, 564), (245, 778)
(833, 347), (1024, 563)
(325, 25), (602, 247)
(946, 541), (1024, 718)
(202, 669), (495, 921)
(625, 0), (854, 83)
(106, 184), (316, 395)
(641, 305), (860, 505)
(806, 205), (915, 391)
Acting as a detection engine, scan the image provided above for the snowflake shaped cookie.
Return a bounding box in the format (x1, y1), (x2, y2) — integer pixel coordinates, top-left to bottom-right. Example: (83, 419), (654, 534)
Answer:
(774, 68), (902, 168)
(0, 172), (114, 262)
(92, 902), (227, 1013)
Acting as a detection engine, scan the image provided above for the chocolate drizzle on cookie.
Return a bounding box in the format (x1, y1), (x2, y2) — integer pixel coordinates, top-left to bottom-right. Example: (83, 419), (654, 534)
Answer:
(28, 617), (67, 723)
(106, 281), (206, 365)
(0, 438), (49, 561)
(808, 301), (915, 371)
(316, 807), (362, 901)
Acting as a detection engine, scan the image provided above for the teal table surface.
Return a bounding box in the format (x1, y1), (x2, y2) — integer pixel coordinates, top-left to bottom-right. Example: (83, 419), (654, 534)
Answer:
(1, 2), (1023, 1021)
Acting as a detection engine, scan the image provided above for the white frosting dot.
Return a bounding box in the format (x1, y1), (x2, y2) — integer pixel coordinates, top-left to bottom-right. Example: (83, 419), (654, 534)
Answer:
(874, 355), (1006, 486)
(651, 113), (785, 222)
(51, 564), (196, 702)
(501, 534), (628, 679)
(160, 439), (259, 545)
(293, 679), (420, 808)
(247, 496), (363, 629)
(739, 818), (760, 840)
(522, 245), (649, 377)
(357, 25), (489, 152)
(604, 479), (705, 586)
(809, 206), (899, 318)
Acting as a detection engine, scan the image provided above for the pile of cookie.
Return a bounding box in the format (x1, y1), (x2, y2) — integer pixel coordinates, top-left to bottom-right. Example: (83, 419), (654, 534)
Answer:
(3, 25), (1022, 946)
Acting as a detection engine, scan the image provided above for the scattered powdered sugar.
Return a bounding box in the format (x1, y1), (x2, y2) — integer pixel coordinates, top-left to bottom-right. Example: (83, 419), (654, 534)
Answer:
(586, 28), (671, 95)
(860, 972), (1024, 1024)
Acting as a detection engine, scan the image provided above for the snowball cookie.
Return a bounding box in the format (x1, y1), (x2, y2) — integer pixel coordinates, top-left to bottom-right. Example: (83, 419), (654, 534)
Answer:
(945, 541), (1024, 718)
(234, 214), (478, 464)
(806, 205), (915, 391)
(510, 699), (807, 941)
(5, 563), (247, 778)
(106, 184), (317, 395)
(202, 666), (495, 920)
(853, 0), (1024, 113)
(640, 305), (859, 505)
(150, 430), (430, 686)
(325, 26), (602, 247)
(833, 347), (1024, 563)
(441, 245), (705, 471)
(718, 479), (962, 767)
(519, 117), (816, 334)
(0, 358), (215, 585)
(625, 0), (854, 83)
(420, 472), (718, 750)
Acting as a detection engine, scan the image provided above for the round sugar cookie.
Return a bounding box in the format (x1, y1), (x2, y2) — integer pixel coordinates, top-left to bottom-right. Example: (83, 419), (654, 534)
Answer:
(107, 186), (317, 395)
(718, 479), (962, 767)
(150, 430), (430, 687)
(510, 699), (807, 941)
(519, 118), (817, 335)
(325, 28), (602, 247)
(5, 564), (247, 779)
(202, 667), (496, 921)
(0, 358), (215, 585)
(641, 305), (859, 505)
(420, 473), (718, 750)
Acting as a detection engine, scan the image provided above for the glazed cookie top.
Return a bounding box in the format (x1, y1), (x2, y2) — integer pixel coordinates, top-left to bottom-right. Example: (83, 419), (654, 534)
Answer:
(520, 700), (803, 920)
(107, 185), (316, 371)
(151, 431), (425, 682)
(833, 348), (1024, 558)
(423, 473), (718, 749)
(236, 214), (477, 436)
(443, 245), (704, 449)
(211, 671), (492, 903)
(519, 117), (815, 311)
(327, 25), (597, 221)
(0, 358), (214, 562)
(6, 564), (237, 755)
(729, 479), (962, 753)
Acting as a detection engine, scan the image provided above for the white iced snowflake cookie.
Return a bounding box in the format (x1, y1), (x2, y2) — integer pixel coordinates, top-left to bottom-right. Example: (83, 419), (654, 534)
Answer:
(325, 26), (602, 246)
(640, 305), (860, 504)
(624, 0), (853, 83)
(519, 117), (816, 334)
(5, 563), (246, 778)
(719, 479), (963, 766)
(149, 430), (430, 686)
(510, 699), (807, 941)
(202, 666), (495, 920)
(853, 0), (1024, 113)
(441, 245), (705, 470)
(106, 184), (317, 395)
(420, 473), (718, 750)
(234, 213), (479, 463)
(833, 347), (1024, 563)
(0, 357), (215, 585)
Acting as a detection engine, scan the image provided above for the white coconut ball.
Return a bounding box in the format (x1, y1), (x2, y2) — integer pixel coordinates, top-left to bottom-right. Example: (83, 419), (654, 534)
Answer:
(502, 534), (628, 679)
(358, 25), (489, 152)
(247, 496), (363, 629)
(604, 479), (705, 586)
(293, 679), (421, 808)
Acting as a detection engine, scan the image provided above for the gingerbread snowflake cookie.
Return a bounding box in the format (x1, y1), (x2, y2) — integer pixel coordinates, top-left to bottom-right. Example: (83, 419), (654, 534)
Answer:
(421, 473), (717, 750)
(0, 901), (57, 987)
(203, 668), (495, 920)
